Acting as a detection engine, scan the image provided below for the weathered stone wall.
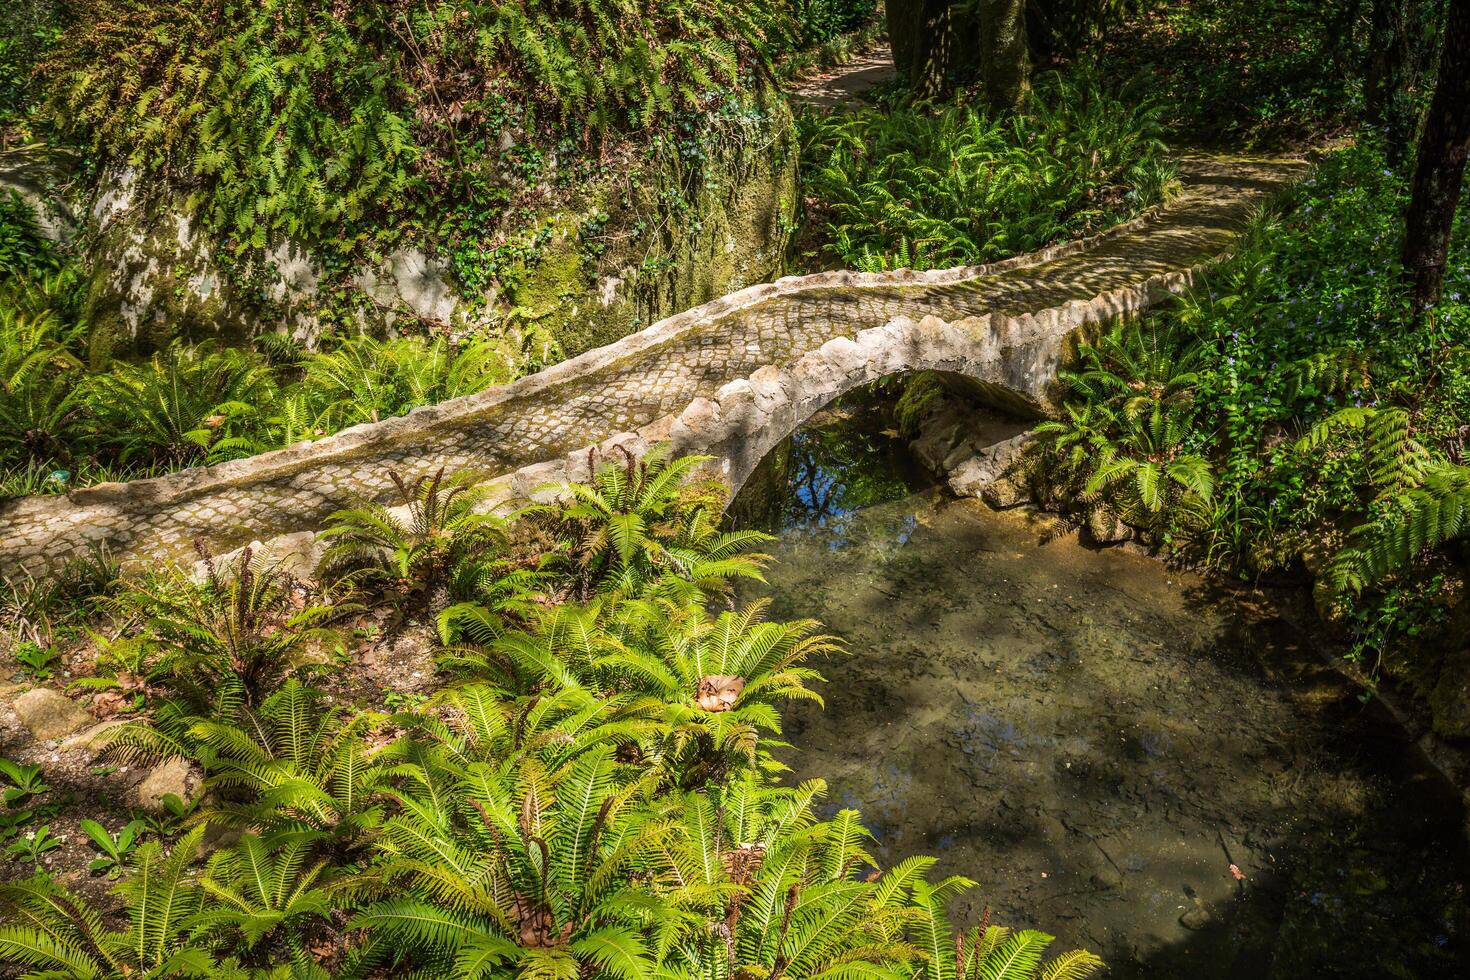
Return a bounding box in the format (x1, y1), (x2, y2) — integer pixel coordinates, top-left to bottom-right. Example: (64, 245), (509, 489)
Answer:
(503, 86), (799, 358)
(2, 85), (796, 362)
(0, 154), (1307, 579)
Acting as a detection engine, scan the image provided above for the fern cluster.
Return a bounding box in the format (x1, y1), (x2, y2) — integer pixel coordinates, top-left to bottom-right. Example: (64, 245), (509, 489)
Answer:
(1032, 323), (1213, 535)
(801, 69), (1174, 270)
(0, 305), (559, 494)
(40, 0), (788, 255)
(1024, 140), (1470, 674)
(1, 450), (1103, 979)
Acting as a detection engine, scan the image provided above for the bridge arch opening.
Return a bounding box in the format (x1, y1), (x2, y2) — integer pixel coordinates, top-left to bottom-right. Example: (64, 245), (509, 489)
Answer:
(724, 372), (1036, 532)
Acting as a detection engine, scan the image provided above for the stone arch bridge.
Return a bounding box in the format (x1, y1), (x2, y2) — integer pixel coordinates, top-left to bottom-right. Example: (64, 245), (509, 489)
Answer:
(0, 155), (1306, 577)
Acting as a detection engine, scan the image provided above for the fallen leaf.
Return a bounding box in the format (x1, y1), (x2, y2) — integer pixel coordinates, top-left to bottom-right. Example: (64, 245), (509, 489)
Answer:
(696, 675), (745, 713)
(91, 691), (128, 718)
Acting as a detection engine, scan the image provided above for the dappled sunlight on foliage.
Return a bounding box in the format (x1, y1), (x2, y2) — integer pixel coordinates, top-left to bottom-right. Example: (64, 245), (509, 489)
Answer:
(0, 449), (1102, 979)
(801, 70), (1174, 270)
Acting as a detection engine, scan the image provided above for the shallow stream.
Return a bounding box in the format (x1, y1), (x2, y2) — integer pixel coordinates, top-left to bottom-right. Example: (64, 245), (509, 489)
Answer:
(731, 399), (1469, 978)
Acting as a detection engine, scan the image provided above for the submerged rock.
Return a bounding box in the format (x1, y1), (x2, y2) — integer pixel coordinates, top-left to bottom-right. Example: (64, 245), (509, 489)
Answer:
(907, 397), (1035, 507)
(948, 431), (1033, 498)
(1179, 898), (1215, 931)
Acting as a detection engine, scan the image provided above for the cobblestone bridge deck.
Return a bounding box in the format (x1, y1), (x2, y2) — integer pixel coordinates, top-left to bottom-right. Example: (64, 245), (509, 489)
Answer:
(0, 154), (1307, 576)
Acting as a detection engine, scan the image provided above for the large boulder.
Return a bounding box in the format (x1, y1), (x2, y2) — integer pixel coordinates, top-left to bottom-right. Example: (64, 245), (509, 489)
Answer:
(14, 687), (92, 742)
(948, 431), (1033, 498)
(52, 83), (797, 361)
(1430, 646), (1470, 741)
(133, 757), (205, 813)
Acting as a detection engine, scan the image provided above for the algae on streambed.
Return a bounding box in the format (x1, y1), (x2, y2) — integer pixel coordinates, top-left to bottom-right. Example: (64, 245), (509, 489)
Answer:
(732, 403), (1469, 978)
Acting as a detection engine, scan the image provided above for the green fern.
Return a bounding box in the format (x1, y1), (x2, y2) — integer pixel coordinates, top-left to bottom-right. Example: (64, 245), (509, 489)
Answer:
(107, 546), (339, 708)
(1322, 463), (1470, 595)
(318, 466), (510, 616)
(1296, 405), (1431, 498)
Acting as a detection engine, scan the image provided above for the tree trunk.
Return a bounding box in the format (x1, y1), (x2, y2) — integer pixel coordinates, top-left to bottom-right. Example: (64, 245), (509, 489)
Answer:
(887, 0), (922, 78)
(978, 0), (1030, 112)
(1404, 0), (1470, 315)
(1365, 0), (1404, 127)
(910, 0), (957, 100)
(1366, 0), (1447, 167)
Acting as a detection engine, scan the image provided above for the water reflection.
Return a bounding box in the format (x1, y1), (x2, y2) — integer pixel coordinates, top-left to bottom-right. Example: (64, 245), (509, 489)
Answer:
(731, 395), (1469, 979)
(728, 403), (930, 538)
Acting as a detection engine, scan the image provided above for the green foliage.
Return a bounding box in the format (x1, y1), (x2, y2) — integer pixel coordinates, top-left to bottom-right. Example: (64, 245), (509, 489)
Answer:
(0, 759), (50, 807)
(189, 681), (390, 846)
(0, 192), (58, 277)
(5, 822), (60, 867)
(0, 542), (118, 652)
(0, 303), (554, 492)
(87, 344), (276, 468)
(895, 372), (950, 438)
(292, 330), (556, 435)
(319, 467), (513, 616)
(533, 445), (772, 602)
(2, 453), (1101, 979)
(789, 0), (878, 47)
(0, 826), (255, 978)
(0, 0), (62, 143)
(1321, 463), (1470, 597)
(1030, 140), (1470, 670)
(1034, 323), (1213, 535)
(109, 547), (340, 709)
(1030, 1), (1142, 59)
(41, 0), (788, 257)
(79, 818), (144, 877)
(446, 595), (836, 786)
(802, 70), (1172, 270)
(0, 291), (84, 466)
(13, 640), (58, 679)
(1097, 0), (1364, 146)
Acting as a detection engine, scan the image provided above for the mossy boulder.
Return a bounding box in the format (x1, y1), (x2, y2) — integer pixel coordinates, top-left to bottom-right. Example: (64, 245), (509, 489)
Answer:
(1430, 650), (1470, 741)
(82, 166), (252, 364)
(495, 84), (799, 357)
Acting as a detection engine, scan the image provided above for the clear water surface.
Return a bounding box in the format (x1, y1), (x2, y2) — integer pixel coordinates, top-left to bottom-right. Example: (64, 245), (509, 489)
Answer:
(731, 398), (1468, 979)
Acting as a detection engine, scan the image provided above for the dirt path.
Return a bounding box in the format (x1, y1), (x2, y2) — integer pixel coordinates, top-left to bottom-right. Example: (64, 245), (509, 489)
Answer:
(788, 42), (898, 111)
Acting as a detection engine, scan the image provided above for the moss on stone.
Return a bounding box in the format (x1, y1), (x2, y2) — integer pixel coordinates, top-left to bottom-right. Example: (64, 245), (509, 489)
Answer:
(70, 82), (798, 361)
(512, 85), (800, 359)
(82, 176), (252, 364)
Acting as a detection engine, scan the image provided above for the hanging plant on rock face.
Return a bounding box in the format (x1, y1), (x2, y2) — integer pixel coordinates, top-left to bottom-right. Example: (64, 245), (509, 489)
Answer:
(42, 0), (792, 260)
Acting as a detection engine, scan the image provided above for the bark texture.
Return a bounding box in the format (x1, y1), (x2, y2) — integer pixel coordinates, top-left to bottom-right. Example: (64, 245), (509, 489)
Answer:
(910, 0), (958, 99)
(887, 0), (922, 77)
(1366, 0), (1445, 167)
(1403, 0), (1470, 314)
(978, 0), (1030, 112)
